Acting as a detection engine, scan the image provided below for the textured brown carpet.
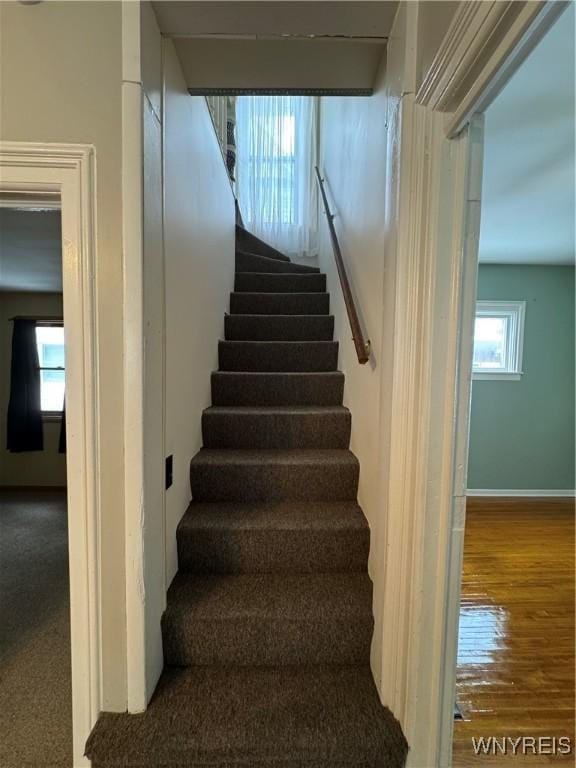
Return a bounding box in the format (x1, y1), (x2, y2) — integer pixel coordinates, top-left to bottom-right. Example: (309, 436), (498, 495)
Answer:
(0, 489), (72, 767)
(88, 666), (406, 768)
(86, 228), (408, 767)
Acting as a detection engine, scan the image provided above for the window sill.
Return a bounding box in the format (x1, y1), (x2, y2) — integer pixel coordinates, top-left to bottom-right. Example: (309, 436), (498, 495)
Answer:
(42, 412), (64, 422)
(473, 372), (523, 381)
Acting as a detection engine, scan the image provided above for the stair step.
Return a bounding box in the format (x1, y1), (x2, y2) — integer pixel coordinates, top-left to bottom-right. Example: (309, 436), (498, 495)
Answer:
(230, 292), (329, 315)
(86, 665), (408, 768)
(236, 250), (320, 274)
(225, 314), (334, 341)
(235, 272), (326, 293)
(162, 572), (373, 666)
(211, 371), (345, 406)
(177, 501), (369, 573)
(236, 224), (291, 262)
(219, 340), (338, 372)
(202, 406), (351, 449)
(190, 448), (359, 502)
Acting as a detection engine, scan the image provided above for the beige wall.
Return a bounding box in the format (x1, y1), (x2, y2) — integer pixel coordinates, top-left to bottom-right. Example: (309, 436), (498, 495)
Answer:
(318, 57), (390, 679)
(173, 38), (386, 92)
(0, 0), (126, 709)
(0, 292), (67, 487)
(163, 40), (236, 584)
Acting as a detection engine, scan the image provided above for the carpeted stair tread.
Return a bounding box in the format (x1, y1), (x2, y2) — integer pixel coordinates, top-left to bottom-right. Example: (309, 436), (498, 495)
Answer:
(85, 665), (408, 767)
(236, 224), (291, 262)
(225, 314), (334, 341)
(230, 292), (329, 315)
(190, 448), (359, 502)
(236, 250), (320, 274)
(162, 572), (373, 665)
(202, 406), (351, 448)
(211, 371), (345, 406)
(177, 500), (369, 573)
(235, 272), (326, 293)
(219, 340), (338, 372)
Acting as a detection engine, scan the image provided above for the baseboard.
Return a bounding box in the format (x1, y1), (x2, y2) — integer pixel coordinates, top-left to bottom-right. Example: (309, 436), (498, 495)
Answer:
(467, 489), (575, 498)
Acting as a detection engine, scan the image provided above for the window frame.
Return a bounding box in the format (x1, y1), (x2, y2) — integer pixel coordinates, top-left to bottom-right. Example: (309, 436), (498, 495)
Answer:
(472, 300), (526, 381)
(35, 322), (65, 418)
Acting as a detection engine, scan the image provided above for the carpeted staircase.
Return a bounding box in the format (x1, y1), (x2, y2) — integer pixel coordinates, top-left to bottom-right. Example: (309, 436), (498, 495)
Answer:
(85, 226), (408, 768)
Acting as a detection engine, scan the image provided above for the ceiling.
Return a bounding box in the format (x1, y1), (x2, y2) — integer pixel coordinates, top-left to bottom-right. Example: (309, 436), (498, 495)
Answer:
(152, 2), (398, 38)
(0, 208), (63, 292)
(480, 4), (575, 265)
(153, 1), (398, 93)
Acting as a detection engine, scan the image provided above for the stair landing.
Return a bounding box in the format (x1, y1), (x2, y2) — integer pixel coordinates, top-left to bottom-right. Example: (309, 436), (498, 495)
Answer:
(86, 666), (406, 768)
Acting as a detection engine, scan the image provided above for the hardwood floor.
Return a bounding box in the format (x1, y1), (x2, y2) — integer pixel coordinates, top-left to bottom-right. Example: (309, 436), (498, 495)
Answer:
(452, 497), (575, 766)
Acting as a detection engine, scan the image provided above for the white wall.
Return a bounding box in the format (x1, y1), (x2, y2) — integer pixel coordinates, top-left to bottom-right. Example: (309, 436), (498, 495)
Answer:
(121, 0), (167, 707)
(0, 0), (126, 710)
(318, 57), (390, 682)
(0, 292), (67, 487)
(163, 40), (236, 584)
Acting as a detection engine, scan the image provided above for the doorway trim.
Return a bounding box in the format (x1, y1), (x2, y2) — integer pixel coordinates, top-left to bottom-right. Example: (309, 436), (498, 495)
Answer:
(377, 2), (569, 767)
(0, 142), (101, 768)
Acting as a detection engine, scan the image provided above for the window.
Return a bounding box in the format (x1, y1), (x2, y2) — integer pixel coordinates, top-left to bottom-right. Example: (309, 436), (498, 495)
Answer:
(235, 95), (318, 258)
(472, 301), (525, 380)
(36, 325), (65, 412)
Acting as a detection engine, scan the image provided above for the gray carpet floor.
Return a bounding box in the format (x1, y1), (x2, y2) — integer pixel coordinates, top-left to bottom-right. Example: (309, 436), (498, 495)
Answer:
(0, 489), (72, 768)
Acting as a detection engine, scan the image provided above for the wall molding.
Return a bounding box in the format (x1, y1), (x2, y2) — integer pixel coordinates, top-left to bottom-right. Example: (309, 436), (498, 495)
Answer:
(381, 2), (573, 767)
(377, 84), (475, 766)
(468, 489), (576, 498)
(417, 0), (567, 136)
(417, 1), (509, 109)
(0, 141), (101, 768)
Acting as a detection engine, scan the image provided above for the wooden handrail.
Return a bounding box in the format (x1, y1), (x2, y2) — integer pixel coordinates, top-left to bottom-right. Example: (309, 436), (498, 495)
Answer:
(315, 167), (371, 364)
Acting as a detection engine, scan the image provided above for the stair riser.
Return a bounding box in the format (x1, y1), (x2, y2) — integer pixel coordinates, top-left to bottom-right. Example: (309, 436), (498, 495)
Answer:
(211, 373), (345, 406)
(230, 293), (329, 315)
(225, 314), (334, 341)
(177, 528), (369, 574)
(162, 615), (373, 667)
(236, 251), (319, 274)
(190, 462), (359, 502)
(235, 273), (326, 293)
(219, 341), (338, 372)
(202, 411), (351, 449)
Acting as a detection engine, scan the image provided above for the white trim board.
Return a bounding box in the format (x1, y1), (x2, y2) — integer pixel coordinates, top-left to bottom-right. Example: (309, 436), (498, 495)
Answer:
(380, 2), (573, 766)
(416, 0), (568, 137)
(467, 489), (576, 498)
(0, 141), (101, 768)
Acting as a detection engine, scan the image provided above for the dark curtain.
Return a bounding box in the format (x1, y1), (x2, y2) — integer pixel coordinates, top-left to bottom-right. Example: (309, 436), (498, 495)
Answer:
(6, 319), (44, 452)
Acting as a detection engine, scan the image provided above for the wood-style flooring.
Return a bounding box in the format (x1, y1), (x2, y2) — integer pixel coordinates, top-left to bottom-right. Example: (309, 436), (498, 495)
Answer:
(453, 497), (575, 766)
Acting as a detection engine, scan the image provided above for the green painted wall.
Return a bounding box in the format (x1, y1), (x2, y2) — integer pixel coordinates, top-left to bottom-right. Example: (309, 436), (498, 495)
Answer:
(468, 265), (575, 491)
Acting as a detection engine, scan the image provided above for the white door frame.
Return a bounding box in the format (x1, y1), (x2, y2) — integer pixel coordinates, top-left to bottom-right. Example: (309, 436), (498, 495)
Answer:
(378, 2), (569, 767)
(0, 142), (101, 768)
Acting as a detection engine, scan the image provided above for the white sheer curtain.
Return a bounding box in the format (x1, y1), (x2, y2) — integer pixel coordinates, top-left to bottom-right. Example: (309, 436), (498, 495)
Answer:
(236, 96), (318, 259)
